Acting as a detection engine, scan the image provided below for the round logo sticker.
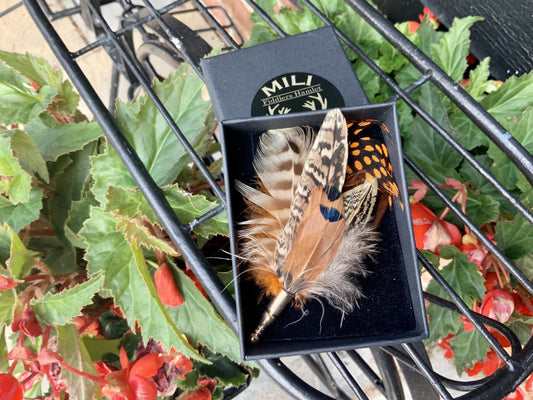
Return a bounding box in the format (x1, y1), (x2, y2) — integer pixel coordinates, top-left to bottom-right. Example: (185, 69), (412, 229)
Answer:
(251, 72), (345, 116)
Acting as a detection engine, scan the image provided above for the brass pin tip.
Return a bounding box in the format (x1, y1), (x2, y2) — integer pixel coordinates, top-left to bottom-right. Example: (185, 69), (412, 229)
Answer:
(249, 289), (293, 344)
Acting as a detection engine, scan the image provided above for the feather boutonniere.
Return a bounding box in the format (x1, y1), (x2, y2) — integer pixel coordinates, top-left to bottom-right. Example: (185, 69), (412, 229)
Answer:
(237, 108), (400, 343)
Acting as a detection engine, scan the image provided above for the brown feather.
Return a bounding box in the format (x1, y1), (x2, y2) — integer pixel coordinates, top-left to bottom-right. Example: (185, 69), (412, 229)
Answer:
(282, 187), (345, 295)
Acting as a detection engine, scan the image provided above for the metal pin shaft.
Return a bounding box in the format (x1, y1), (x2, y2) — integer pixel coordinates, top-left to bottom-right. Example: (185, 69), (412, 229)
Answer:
(250, 289), (293, 344)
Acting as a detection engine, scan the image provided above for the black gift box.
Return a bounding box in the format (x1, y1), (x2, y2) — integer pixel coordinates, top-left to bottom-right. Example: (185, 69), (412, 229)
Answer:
(220, 104), (428, 360)
(202, 27), (427, 359)
(201, 26), (368, 121)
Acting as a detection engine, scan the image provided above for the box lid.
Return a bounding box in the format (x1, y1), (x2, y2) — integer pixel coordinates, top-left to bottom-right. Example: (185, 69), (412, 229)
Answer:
(201, 27), (368, 121)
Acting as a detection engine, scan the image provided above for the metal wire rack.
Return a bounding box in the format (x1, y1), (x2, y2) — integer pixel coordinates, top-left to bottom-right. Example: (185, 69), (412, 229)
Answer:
(12, 0), (533, 399)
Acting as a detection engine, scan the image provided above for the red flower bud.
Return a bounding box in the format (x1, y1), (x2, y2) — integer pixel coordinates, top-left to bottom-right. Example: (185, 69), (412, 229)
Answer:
(0, 373), (24, 400)
(182, 386), (212, 400)
(154, 263), (184, 307)
(0, 276), (18, 290)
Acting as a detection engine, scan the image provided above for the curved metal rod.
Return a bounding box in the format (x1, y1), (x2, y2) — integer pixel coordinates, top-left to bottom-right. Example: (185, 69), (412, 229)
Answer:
(297, 0), (533, 228)
(424, 293), (522, 357)
(407, 155), (533, 297)
(344, 0), (533, 187)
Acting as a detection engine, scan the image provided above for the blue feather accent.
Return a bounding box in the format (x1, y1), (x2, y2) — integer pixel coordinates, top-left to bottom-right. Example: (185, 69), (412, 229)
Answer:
(320, 205), (342, 222)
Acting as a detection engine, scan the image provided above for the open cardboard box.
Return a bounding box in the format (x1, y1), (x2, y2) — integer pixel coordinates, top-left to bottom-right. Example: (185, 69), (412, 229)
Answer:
(220, 103), (428, 360)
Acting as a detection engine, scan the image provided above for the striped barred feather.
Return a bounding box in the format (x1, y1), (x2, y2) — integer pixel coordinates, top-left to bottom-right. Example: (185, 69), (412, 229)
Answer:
(237, 109), (398, 342)
(236, 127), (313, 298)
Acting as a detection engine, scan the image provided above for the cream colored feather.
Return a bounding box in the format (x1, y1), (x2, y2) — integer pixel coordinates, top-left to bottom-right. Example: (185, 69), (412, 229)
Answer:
(237, 108), (383, 342)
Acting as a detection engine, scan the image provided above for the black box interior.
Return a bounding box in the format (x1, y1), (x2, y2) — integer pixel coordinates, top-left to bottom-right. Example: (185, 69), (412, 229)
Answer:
(221, 103), (428, 359)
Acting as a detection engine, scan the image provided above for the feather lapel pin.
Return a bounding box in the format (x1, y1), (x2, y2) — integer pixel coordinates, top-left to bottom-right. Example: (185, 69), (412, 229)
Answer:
(237, 108), (399, 343)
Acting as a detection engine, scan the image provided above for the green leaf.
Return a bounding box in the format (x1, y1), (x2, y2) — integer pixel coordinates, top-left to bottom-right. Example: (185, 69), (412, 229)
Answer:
(0, 187), (42, 232)
(0, 51), (79, 115)
(271, 3), (324, 35)
(27, 236), (78, 274)
(0, 223), (38, 278)
(49, 143), (96, 243)
(0, 135), (32, 204)
(449, 111), (490, 150)
(81, 207), (202, 361)
(378, 25), (409, 74)
(403, 85), (462, 182)
(91, 64), (215, 205)
(487, 107), (533, 190)
(464, 193), (500, 226)
(430, 16), (483, 82)
(416, 16), (443, 56)
(195, 347), (247, 387)
(482, 71), (533, 120)
(354, 59), (381, 101)
(426, 303), (461, 344)
(114, 64), (213, 184)
(25, 114), (102, 162)
(425, 246), (485, 343)
(0, 60), (57, 125)
(164, 186), (228, 239)
(450, 328), (490, 375)
(81, 336), (122, 362)
(464, 57), (492, 102)
(163, 259), (241, 363)
(66, 191), (99, 249)
(56, 324), (102, 400)
(0, 288), (17, 329)
(516, 253), (533, 281)
(438, 246), (486, 301)
(509, 320), (533, 345)
(105, 185), (229, 240)
(0, 329), (9, 371)
(495, 215), (533, 260)
(8, 129), (49, 183)
(395, 59), (422, 88)
(90, 144), (134, 205)
(32, 274), (104, 325)
(98, 310), (131, 340)
(115, 218), (178, 256)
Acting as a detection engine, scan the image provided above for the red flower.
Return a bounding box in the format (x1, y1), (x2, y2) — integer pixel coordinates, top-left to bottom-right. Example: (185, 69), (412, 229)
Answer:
(525, 373), (533, 392)
(0, 276), (18, 290)
(102, 347), (164, 400)
(409, 180), (428, 202)
(408, 21), (420, 34)
(197, 377), (217, 389)
(410, 202), (461, 252)
(28, 79), (39, 92)
(483, 272), (500, 292)
(11, 305), (43, 337)
(75, 315), (102, 337)
(438, 333), (454, 358)
(459, 305), (480, 332)
(505, 388), (525, 400)
(461, 305), (513, 348)
(466, 54), (477, 65)
(182, 386), (212, 400)
(513, 293), (533, 316)
(418, 6), (440, 25)
(184, 268), (208, 298)
(154, 263), (184, 307)
(481, 289), (514, 323)
(460, 232), (493, 265)
(0, 373), (23, 400)
(167, 350), (192, 380)
(466, 349), (503, 377)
